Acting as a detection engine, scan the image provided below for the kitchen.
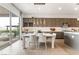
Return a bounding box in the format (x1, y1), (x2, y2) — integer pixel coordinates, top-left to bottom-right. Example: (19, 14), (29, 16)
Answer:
(1, 3), (79, 55)
(22, 18), (79, 49)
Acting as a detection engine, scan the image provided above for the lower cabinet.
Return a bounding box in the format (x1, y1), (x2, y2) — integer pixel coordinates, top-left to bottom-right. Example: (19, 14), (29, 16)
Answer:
(64, 32), (79, 50)
(55, 32), (64, 39)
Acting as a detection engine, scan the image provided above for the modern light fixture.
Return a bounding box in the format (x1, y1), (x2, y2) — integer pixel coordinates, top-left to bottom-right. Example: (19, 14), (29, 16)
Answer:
(34, 3), (45, 5)
(58, 7), (62, 10)
(74, 7), (78, 11)
(77, 18), (79, 21)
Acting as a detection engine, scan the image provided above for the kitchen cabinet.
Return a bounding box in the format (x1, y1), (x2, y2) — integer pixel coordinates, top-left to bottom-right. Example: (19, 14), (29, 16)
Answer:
(64, 32), (79, 50)
(23, 18), (78, 27)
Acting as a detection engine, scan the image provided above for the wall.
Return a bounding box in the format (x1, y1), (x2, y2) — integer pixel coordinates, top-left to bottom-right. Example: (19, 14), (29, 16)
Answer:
(22, 27), (79, 32)
(23, 14), (79, 18)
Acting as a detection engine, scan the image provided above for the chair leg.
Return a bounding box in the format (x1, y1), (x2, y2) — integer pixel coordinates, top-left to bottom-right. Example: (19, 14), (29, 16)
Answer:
(52, 42), (54, 48)
(38, 43), (40, 48)
(45, 42), (47, 49)
(29, 42), (31, 48)
(36, 42), (38, 49)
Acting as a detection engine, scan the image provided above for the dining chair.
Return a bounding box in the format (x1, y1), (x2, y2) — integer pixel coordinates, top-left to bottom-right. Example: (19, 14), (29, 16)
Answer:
(29, 34), (37, 48)
(51, 33), (56, 48)
(38, 33), (47, 49)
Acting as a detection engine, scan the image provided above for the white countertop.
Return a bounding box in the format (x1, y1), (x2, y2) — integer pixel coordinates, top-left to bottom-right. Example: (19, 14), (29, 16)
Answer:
(64, 32), (79, 35)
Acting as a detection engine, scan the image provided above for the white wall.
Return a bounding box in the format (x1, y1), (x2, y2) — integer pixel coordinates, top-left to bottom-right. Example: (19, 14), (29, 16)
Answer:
(23, 14), (79, 18)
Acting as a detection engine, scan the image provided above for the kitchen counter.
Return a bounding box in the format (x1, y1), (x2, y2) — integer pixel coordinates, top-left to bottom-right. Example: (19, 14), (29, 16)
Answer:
(64, 32), (79, 50)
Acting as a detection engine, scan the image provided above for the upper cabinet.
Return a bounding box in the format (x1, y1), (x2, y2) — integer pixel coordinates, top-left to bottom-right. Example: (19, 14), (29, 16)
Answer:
(23, 18), (78, 27)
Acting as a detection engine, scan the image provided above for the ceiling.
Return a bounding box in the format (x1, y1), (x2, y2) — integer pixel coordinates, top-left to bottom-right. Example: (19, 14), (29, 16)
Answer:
(0, 5), (18, 17)
(0, 6), (9, 17)
(14, 3), (79, 18)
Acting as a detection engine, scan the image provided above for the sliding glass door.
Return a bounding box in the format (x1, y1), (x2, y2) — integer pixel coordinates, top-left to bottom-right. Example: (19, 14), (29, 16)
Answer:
(11, 13), (20, 41)
(0, 6), (10, 49)
(0, 5), (20, 50)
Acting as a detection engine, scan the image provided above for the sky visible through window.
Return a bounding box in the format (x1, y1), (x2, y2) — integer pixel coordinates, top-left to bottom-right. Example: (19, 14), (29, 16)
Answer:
(0, 17), (19, 30)
(0, 17), (19, 27)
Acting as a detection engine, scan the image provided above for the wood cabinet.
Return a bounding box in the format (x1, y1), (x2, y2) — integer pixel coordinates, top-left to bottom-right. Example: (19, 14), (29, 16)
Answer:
(23, 18), (78, 27)
(23, 18), (33, 27)
(55, 32), (64, 39)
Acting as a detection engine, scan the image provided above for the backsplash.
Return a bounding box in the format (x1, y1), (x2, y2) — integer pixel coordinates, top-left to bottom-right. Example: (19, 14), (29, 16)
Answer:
(22, 27), (79, 32)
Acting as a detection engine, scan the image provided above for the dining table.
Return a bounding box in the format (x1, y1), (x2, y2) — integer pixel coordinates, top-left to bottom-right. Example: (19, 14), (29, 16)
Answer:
(22, 33), (54, 49)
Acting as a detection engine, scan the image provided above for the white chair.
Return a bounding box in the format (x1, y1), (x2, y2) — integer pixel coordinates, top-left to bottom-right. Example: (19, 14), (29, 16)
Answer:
(33, 31), (38, 35)
(38, 33), (47, 49)
(51, 33), (56, 48)
(29, 34), (37, 48)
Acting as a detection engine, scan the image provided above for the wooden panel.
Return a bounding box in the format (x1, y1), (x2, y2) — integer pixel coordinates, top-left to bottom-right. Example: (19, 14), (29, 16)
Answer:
(23, 18), (78, 27)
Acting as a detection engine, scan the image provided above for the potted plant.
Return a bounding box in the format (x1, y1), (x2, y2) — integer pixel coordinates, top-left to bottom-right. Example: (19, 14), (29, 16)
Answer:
(37, 30), (42, 33)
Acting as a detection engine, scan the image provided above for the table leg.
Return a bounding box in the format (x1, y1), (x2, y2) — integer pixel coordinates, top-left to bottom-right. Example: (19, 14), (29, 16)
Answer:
(52, 40), (54, 48)
(23, 37), (26, 49)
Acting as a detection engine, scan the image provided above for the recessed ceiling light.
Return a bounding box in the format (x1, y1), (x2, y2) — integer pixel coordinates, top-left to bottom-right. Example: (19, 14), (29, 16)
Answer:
(77, 18), (79, 21)
(58, 7), (62, 10)
(74, 7), (78, 11)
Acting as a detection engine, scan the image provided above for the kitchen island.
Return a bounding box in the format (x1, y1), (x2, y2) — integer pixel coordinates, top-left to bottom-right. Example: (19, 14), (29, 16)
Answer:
(64, 32), (79, 50)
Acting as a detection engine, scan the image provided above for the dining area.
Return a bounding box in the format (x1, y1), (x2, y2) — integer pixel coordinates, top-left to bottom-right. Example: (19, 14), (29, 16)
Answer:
(22, 30), (56, 49)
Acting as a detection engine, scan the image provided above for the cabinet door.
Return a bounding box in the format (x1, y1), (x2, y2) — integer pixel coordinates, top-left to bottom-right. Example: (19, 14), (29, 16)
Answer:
(29, 22), (33, 27)
(56, 32), (64, 39)
(23, 22), (28, 27)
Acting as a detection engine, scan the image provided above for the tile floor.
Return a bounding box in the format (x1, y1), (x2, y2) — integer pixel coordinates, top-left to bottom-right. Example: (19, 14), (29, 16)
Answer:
(0, 39), (79, 55)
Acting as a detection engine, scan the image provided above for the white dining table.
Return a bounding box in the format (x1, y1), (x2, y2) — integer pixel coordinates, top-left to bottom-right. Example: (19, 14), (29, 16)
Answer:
(22, 33), (53, 49)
